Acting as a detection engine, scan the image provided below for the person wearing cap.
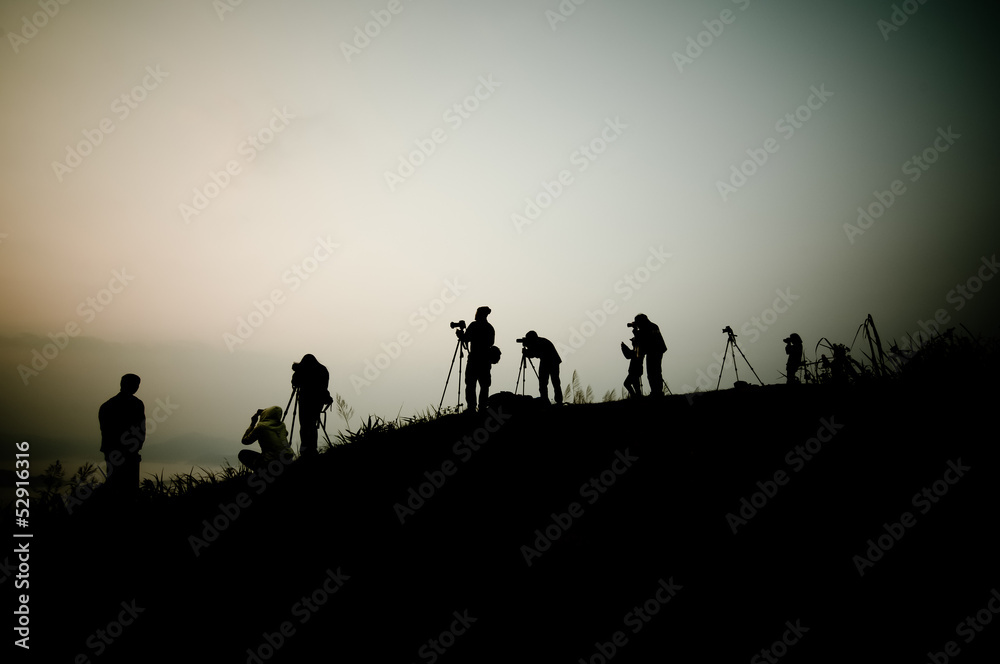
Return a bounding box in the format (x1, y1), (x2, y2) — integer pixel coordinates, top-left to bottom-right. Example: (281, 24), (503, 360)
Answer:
(629, 314), (667, 396)
(521, 331), (562, 404)
(456, 306), (495, 412)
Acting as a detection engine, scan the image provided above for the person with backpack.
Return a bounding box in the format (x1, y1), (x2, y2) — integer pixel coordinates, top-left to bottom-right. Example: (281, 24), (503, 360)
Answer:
(457, 306), (496, 412)
(291, 354), (331, 457)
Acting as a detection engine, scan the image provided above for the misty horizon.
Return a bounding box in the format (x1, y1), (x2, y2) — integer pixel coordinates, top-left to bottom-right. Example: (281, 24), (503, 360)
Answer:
(3, 0), (999, 478)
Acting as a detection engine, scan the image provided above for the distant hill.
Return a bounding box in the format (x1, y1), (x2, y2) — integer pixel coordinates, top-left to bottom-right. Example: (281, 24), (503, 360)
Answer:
(18, 342), (1000, 662)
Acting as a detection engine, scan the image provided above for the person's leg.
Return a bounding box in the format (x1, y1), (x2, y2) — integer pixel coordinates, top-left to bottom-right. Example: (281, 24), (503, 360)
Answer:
(465, 364), (478, 412)
(239, 449), (263, 471)
(298, 402), (319, 455)
(538, 362), (550, 403)
(551, 364), (562, 404)
(122, 454), (141, 500)
(103, 452), (117, 497)
(647, 353), (663, 396)
(479, 366), (492, 411)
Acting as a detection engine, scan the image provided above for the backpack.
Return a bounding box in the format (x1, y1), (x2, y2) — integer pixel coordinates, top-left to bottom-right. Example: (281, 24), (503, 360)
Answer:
(489, 345), (502, 364)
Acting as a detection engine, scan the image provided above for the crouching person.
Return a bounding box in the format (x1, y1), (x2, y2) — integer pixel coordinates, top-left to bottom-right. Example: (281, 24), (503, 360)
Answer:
(239, 406), (294, 471)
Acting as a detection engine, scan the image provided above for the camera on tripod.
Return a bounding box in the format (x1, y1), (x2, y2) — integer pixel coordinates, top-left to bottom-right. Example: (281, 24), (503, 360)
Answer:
(515, 337), (527, 344)
(722, 325), (735, 336)
(450, 320), (466, 330)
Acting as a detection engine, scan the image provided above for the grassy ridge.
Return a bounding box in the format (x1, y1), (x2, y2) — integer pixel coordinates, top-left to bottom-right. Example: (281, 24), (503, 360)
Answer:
(18, 332), (1000, 662)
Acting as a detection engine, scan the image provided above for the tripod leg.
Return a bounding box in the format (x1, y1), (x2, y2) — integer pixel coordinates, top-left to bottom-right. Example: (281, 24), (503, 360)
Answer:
(730, 342), (741, 383)
(733, 341), (765, 386)
(289, 395), (298, 454)
(284, 387), (296, 421)
(716, 339), (731, 390)
(438, 339), (462, 414)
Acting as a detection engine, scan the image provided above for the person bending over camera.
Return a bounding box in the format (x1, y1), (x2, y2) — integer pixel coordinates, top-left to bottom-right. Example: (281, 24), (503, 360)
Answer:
(520, 331), (562, 404)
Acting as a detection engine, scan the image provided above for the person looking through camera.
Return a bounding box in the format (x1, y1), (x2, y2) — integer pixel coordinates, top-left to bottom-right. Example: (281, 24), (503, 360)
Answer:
(519, 331), (562, 404)
(784, 333), (803, 384)
(628, 314), (667, 397)
(291, 354), (331, 457)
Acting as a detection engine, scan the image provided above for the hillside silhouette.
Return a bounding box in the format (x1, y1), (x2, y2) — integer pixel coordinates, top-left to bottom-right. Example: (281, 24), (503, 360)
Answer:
(18, 334), (1000, 662)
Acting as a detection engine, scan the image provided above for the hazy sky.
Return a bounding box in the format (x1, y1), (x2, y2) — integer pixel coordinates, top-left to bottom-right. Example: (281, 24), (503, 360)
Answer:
(3, 0), (998, 477)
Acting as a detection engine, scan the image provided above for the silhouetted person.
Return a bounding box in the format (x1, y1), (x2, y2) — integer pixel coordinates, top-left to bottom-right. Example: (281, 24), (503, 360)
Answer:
(98, 373), (145, 499)
(240, 406), (294, 470)
(457, 306), (495, 412)
(621, 336), (643, 397)
(291, 354), (330, 457)
(629, 314), (667, 396)
(784, 333), (803, 384)
(521, 331), (562, 404)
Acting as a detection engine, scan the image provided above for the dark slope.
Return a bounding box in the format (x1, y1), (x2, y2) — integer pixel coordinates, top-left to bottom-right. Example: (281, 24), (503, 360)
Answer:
(25, 378), (1000, 663)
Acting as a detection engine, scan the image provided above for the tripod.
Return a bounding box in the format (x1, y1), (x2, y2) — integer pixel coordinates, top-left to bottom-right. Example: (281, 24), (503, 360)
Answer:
(284, 386), (333, 452)
(284, 386), (298, 442)
(438, 335), (468, 414)
(515, 348), (538, 396)
(716, 326), (764, 390)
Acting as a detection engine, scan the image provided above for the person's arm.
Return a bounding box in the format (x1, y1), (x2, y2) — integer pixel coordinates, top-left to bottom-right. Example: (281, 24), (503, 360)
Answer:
(135, 400), (146, 449)
(242, 411), (262, 445)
